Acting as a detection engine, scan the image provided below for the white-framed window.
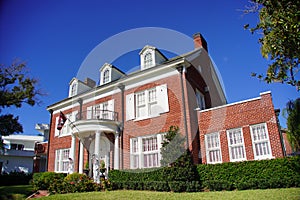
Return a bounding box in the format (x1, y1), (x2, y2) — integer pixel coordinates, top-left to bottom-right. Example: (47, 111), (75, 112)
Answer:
(205, 132), (222, 164)
(130, 134), (162, 169)
(227, 128), (246, 162)
(71, 83), (77, 96)
(103, 69), (110, 84)
(135, 88), (158, 119)
(196, 89), (205, 110)
(144, 52), (153, 68)
(126, 84), (168, 121)
(250, 123), (272, 160)
(55, 111), (78, 137)
(55, 148), (70, 173)
(86, 100), (114, 120)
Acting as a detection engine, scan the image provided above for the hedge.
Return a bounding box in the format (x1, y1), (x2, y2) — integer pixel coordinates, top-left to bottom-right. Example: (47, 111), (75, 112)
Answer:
(197, 156), (300, 191)
(0, 172), (32, 186)
(110, 156), (300, 192)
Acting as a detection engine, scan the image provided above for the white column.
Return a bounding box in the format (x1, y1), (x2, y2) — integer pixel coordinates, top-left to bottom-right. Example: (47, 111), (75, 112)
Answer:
(69, 134), (76, 174)
(79, 141), (84, 174)
(114, 133), (119, 169)
(93, 131), (101, 183)
(94, 131), (101, 157)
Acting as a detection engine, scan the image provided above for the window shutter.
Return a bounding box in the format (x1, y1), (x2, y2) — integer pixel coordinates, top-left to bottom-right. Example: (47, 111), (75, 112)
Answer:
(54, 116), (59, 136)
(87, 106), (92, 119)
(156, 84), (169, 113)
(108, 99), (114, 111)
(126, 93), (135, 121)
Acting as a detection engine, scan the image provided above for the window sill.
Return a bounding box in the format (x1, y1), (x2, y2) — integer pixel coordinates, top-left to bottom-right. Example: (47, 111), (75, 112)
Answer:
(133, 114), (160, 122)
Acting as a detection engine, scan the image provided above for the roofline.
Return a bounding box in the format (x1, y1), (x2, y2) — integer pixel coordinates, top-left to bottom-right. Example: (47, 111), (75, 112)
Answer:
(197, 91), (271, 113)
(47, 57), (187, 111)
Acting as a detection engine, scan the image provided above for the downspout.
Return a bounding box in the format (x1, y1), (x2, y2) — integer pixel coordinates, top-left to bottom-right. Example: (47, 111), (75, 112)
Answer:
(177, 65), (189, 149)
(46, 109), (53, 171)
(275, 109), (286, 157)
(118, 84), (125, 169)
(77, 98), (83, 172)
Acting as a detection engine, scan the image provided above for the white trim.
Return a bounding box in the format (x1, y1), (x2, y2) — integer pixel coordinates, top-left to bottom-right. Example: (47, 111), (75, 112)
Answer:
(197, 91), (272, 113)
(197, 97), (261, 113)
(250, 123), (273, 160)
(205, 132), (222, 164)
(48, 59), (184, 112)
(226, 128), (247, 162)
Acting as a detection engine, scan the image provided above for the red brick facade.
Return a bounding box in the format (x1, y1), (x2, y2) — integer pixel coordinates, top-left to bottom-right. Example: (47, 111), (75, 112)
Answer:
(198, 92), (284, 164)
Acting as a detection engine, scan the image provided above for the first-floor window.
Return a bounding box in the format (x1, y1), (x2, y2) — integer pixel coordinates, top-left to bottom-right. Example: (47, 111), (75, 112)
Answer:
(250, 123), (272, 160)
(205, 132), (222, 164)
(130, 134), (162, 169)
(55, 148), (70, 172)
(227, 128), (246, 161)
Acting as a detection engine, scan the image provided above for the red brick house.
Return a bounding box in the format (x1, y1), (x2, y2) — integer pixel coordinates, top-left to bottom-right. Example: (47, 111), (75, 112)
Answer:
(46, 33), (285, 180)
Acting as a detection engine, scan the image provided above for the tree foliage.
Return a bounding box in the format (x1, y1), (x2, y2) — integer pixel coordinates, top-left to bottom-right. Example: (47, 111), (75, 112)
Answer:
(245, 0), (300, 90)
(283, 98), (300, 152)
(160, 126), (186, 166)
(0, 60), (40, 136)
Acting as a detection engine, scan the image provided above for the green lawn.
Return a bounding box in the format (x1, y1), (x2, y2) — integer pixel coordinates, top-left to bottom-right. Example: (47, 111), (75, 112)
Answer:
(0, 185), (35, 200)
(39, 188), (300, 200)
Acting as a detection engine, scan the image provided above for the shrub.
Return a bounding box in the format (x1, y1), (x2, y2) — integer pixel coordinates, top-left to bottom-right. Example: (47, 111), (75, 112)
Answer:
(198, 156), (300, 191)
(63, 173), (96, 193)
(0, 172), (32, 186)
(168, 181), (186, 192)
(31, 172), (65, 191)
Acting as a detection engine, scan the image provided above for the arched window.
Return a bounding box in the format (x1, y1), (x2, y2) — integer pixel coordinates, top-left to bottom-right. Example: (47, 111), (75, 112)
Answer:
(144, 53), (152, 68)
(103, 69), (110, 84)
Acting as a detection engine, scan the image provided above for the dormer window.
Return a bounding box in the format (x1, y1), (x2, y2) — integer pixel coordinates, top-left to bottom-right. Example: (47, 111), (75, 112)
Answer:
(103, 69), (110, 84)
(139, 45), (168, 71)
(70, 83), (77, 96)
(144, 52), (153, 69)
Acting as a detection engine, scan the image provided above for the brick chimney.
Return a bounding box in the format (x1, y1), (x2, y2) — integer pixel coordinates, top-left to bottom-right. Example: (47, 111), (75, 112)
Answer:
(84, 77), (96, 88)
(193, 33), (208, 52)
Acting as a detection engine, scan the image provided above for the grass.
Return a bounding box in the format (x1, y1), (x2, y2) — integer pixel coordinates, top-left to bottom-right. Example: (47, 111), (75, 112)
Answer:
(0, 185), (35, 200)
(39, 188), (300, 200)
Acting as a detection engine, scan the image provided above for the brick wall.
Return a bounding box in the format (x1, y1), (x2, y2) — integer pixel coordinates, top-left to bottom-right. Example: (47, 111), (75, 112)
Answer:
(198, 92), (284, 164)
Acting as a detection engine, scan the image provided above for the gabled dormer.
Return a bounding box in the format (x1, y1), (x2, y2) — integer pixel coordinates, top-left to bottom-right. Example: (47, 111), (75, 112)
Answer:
(69, 77), (95, 97)
(139, 45), (168, 70)
(99, 63), (125, 86)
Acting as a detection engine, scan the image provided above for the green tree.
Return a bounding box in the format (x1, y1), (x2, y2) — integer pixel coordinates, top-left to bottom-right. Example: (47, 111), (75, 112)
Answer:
(160, 126), (186, 166)
(0, 60), (41, 136)
(283, 98), (300, 152)
(244, 0), (300, 90)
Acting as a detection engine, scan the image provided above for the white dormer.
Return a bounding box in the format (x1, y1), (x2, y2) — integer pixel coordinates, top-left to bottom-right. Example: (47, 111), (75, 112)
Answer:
(69, 77), (95, 97)
(99, 63), (125, 86)
(139, 45), (167, 70)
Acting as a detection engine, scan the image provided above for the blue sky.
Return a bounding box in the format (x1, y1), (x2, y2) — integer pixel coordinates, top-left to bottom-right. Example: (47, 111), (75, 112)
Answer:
(0, 0), (298, 135)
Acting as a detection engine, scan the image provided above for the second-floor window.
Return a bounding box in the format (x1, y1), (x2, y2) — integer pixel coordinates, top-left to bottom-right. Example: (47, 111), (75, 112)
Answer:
(126, 84), (169, 121)
(86, 100), (115, 120)
(10, 143), (24, 150)
(196, 89), (205, 110)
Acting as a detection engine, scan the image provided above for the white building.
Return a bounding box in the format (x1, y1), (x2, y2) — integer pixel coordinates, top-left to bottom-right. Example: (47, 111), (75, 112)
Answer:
(0, 134), (44, 174)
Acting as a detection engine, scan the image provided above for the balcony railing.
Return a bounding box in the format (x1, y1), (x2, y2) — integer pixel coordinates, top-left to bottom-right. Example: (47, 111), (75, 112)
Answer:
(76, 110), (118, 121)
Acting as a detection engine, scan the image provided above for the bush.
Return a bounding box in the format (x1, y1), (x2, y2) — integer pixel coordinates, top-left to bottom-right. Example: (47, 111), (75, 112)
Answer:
(31, 172), (65, 191)
(0, 172), (32, 186)
(198, 156), (300, 191)
(168, 181), (186, 192)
